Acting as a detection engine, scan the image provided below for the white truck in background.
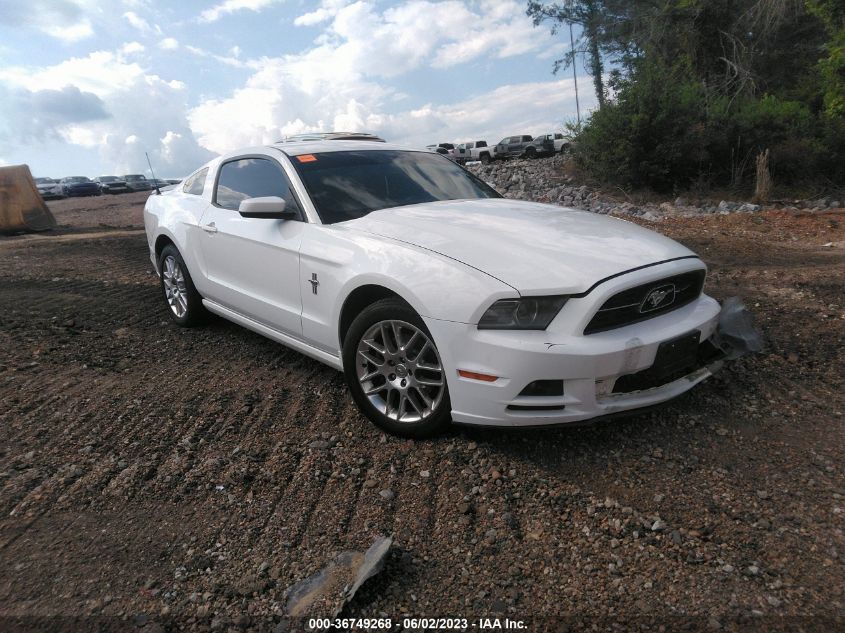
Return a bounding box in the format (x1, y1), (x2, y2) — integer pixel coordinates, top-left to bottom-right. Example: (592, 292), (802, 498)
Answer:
(457, 140), (496, 164)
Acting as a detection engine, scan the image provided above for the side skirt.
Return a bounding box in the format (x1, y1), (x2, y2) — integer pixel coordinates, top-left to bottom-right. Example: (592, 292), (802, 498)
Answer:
(201, 299), (344, 371)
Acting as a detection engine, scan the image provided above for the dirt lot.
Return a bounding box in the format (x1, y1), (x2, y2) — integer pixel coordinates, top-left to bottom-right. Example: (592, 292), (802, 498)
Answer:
(1, 194), (844, 631)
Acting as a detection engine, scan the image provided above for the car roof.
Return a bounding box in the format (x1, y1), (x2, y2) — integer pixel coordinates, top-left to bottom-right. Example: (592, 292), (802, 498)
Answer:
(266, 139), (424, 158)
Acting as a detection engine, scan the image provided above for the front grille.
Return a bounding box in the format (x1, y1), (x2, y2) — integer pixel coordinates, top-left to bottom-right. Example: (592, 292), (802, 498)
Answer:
(584, 269), (706, 335)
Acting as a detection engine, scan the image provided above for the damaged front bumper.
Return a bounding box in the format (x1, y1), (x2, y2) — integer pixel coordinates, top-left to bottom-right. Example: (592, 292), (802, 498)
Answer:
(426, 296), (762, 428)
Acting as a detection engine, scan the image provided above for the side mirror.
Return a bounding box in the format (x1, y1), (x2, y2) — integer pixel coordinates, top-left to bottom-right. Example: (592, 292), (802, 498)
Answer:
(238, 196), (298, 220)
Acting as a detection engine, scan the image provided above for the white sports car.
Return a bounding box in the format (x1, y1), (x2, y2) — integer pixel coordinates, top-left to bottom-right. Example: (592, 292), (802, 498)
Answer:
(144, 139), (726, 437)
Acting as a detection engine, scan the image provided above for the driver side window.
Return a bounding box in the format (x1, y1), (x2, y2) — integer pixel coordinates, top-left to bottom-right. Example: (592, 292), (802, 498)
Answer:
(214, 157), (302, 217)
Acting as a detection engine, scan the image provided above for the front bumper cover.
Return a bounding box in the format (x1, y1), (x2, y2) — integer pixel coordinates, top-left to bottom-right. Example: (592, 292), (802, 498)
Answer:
(426, 295), (760, 428)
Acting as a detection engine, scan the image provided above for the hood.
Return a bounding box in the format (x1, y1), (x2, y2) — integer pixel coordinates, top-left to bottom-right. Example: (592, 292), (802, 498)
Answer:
(346, 199), (697, 295)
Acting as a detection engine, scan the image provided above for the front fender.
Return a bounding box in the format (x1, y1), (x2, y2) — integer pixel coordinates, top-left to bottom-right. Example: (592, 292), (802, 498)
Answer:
(299, 226), (516, 356)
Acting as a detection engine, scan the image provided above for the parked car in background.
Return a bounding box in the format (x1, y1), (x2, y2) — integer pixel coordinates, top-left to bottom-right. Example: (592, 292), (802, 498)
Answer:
(493, 135), (534, 159)
(93, 176), (130, 194)
(35, 177), (65, 200)
(523, 134), (556, 158)
(458, 141), (495, 164)
(123, 174), (153, 192)
(144, 139), (725, 438)
(549, 132), (572, 153)
(449, 144), (469, 164)
(165, 179), (183, 185)
(425, 145), (459, 163)
(60, 176), (101, 197)
(149, 178), (171, 190)
(426, 143), (467, 164)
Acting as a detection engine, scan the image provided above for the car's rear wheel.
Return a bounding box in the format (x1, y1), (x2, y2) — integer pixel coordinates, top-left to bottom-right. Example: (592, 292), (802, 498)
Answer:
(158, 244), (206, 327)
(343, 298), (451, 438)
(525, 146), (537, 158)
(480, 153), (491, 165)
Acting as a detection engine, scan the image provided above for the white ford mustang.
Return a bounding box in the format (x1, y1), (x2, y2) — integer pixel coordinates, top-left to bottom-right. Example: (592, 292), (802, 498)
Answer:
(144, 140), (726, 437)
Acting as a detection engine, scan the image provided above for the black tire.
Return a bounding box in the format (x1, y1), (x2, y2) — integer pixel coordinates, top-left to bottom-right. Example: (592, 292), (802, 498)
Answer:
(158, 244), (206, 327)
(480, 153), (491, 165)
(343, 298), (451, 438)
(525, 147), (537, 159)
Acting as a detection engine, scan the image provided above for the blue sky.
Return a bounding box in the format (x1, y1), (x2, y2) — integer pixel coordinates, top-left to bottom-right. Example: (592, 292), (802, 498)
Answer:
(0, 0), (592, 178)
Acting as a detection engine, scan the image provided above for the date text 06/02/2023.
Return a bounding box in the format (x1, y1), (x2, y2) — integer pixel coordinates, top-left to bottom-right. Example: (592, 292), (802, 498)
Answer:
(306, 617), (527, 630)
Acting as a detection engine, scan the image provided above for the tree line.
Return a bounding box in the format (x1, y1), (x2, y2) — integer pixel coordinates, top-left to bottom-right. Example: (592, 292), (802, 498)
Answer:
(528, 0), (845, 195)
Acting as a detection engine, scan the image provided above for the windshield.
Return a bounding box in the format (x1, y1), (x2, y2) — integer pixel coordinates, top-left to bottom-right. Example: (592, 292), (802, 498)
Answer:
(68, 177), (91, 183)
(35, 178), (54, 184)
(125, 175), (145, 181)
(99, 176), (118, 182)
(291, 150), (500, 224)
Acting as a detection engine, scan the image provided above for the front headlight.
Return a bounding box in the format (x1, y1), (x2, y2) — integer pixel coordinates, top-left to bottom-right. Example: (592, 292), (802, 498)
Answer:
(478, 296), (569, 330)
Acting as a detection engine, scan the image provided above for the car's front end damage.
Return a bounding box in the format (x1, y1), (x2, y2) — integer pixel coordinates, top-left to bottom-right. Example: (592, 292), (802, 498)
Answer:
(345, 198), (763, 429)
(425, 258), (734, 427)
(430, 287), (761, 428)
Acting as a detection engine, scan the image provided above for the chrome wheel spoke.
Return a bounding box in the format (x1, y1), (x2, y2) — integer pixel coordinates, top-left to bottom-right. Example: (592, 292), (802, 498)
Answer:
(359, 367), (382, 382)
(358, 349), (385, 367)
(363, 382), (385, 396)
(416, 376), (444, 387)
(401, 330), (419, 353)
(380, 324), (396, 354)
(407, 390), (425, 415)
(362, 338), (386, 355)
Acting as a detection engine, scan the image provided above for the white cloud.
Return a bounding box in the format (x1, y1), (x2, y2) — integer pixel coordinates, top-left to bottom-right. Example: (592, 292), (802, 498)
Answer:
(183, 45), (261, 69)
(0, 45), (213, 176)
(187, 0), (571, 153)
(158, 37), (179, 50)
(42, 20), (95, 42)
(199, 0), (282, 23)
(120, 41), (146, 55)
(293, 0), (352, 26)
(1, 0), (97, 42)
(123, 10), (160, 35)
(0, 51), (146, 98)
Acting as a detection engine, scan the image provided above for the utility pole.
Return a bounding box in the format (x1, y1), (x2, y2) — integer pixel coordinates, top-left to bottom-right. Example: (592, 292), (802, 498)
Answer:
(569, 21), (581, 126)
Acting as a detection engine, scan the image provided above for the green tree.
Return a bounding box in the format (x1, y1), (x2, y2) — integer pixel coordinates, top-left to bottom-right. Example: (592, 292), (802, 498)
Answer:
(806, 0), (845, 117)
(546, 0), (844, 191)
(526, 1), (615, 108)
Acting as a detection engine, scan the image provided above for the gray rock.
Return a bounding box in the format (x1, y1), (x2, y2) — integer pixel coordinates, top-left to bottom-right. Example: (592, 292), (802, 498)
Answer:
(378, 489), (395, 501)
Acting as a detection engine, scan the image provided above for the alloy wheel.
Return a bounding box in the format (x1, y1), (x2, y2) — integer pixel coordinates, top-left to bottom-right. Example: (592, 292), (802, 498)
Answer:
(162, 255), (188, 318)
(356, 320), (445, 423)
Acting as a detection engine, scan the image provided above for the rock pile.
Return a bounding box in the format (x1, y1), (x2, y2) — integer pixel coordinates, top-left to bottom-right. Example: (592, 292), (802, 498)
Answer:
(467, 155), (842, 220)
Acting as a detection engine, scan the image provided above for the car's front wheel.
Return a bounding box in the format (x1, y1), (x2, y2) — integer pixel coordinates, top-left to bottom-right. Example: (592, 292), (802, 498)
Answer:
(343, 298), (451, 438)
(158, 244), (206, 327)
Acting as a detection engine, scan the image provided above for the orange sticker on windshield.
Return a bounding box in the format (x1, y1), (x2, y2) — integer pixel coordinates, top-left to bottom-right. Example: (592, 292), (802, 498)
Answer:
(297, 154), (317, 163)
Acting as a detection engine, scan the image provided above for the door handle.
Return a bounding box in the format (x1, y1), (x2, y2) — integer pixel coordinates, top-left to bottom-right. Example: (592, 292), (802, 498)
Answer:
(201, 222), (217, 234)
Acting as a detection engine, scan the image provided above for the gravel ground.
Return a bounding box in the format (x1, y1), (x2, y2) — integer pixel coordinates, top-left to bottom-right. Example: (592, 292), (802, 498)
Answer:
(1, 188), (844, 632)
